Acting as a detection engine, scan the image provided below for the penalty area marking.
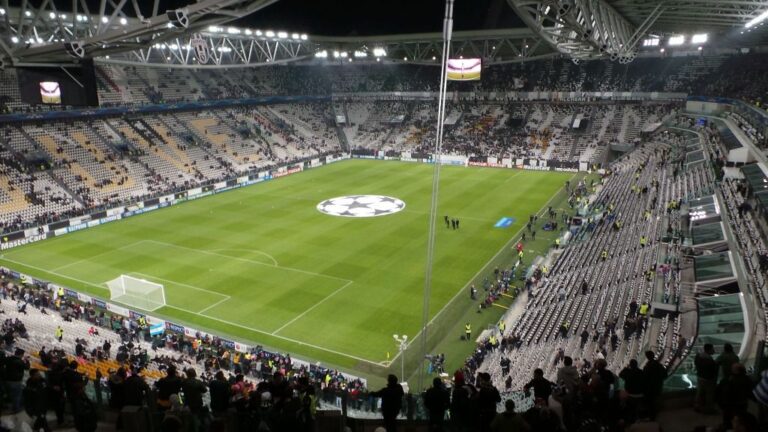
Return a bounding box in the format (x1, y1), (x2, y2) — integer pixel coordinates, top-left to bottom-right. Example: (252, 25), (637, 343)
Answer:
(205, 249), (278, 267)
(387, 172), (578, 364)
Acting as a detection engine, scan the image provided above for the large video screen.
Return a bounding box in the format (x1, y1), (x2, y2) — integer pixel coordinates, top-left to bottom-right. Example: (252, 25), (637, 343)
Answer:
(17, 60), (99, 107)
(446, 58), (481, 81)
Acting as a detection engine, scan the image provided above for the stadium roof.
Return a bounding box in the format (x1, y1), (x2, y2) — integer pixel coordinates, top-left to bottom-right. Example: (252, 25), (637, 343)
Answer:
(0, 0), (766, 67)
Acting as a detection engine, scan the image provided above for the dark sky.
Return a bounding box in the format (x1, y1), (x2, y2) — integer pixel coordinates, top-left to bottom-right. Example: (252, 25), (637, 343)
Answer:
(35, 0), (523, 36)
(240, 0), (523, 36)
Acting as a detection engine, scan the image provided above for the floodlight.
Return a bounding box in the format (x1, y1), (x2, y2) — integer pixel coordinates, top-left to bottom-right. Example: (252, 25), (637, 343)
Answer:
(291, 33), (300, 39)
(691, 34), (708, 44)
(244, 29), (252, 35)
(265, 30), (275, 37)
(119, 17), (127, 25)
(300, 34), (308, 40)
(668, 35), (684, 46)
(373, 47), (387, 57)
(314, 50), (327, 58)
(59, 14), (67, 20)
(255, 30), (262, 36)
(277, 31), (287, 38)
(101, 16), (108, 24)
(642, 38), (659, 47)
(228, 27), (240, 34)
(339, 51), (348, 58)
(745, 9), (768, 28)
(11, 36), (19, 43)
(354, 50), (367, 58)
(24, 11), (32, 17)
(49, 12), (56, 19)
(403, 56), (408, 61)
(0, 8), (5, 15)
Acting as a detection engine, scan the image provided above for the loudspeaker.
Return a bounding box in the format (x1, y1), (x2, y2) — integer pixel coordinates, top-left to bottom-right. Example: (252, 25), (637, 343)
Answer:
(166, 9), (189, 28)
(64, 41), (85, 58)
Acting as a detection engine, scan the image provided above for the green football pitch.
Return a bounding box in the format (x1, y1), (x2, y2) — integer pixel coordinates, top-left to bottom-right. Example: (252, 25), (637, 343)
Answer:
(0, 160), (572, 376)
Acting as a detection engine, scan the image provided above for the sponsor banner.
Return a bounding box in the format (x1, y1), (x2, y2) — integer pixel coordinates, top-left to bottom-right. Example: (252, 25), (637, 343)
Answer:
(310, 158), (321, 167)
(166, 321), (185, 334)
(184, 327), (199, 338)
(107, 207), (124, 217)
(86, 220), (101, 228)
(129, 310), (145, 320)
(383, 156), (401, 161)
(69, 216), (91, 226)
(100, 215), (121, 224)
(494, 217), (516, 228)
(214, 181), (228, 190)
(258, 171), (270, 179)
(188, 187), (203, 197)
(237, 176), (249, 184)
(24, 227), (45, 237)
(54, 228), (68, 236)
(77, 293), (92, 303)
(64, 288), (78, 297)
(159, 194), (174, 204)
(92, 298), (106, 309)
(142, 205), (158, 213)
(273, 166), (302, 178)
(1, 233), (48, 250)
(106, 303), (129, 317)
(67, 223), (88, 233)
(220, 339), (236, 350)
(234, 342), (249, 353)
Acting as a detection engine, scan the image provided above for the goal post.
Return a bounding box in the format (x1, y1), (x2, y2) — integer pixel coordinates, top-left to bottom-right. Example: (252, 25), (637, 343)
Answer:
(106, 275), (166, 311)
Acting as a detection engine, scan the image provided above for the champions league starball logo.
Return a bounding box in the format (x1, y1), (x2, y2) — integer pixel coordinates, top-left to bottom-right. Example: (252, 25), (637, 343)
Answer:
(316, 195), (406, 218)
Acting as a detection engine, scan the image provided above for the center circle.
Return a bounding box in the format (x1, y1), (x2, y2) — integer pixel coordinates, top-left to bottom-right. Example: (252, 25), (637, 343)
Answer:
(316, 195), (406, 218)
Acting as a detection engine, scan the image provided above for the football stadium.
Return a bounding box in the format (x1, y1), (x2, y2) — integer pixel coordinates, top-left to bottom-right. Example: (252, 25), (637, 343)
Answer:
(0, 0), (767, 431)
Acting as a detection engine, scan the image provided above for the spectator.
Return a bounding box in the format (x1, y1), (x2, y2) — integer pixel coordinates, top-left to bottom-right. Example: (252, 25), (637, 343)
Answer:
(423, 377), (449, 431)
(477, 372), (501, 432)
(716, 343), (739, 383)
(717, 363), (753, 429)
(523, 368), (552, 405)
(620, 359), (644, 422)
(490, 399), (530, 432)
(694, 344), (718, 413)
(71, 382), (98, 432)
(4, 347), (30, 413)
(182, 368), (209, 431)
(23, 369), (50, 432)
(208, 370), (230, 415)
(123, 367), (150, 407)
(155, 365), (182, 411)
(642, 351), (667, 419)
(372, 374), (404, 432)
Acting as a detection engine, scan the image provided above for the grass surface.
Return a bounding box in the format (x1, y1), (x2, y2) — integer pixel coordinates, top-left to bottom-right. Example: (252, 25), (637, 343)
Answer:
(0, 160), (572, 382)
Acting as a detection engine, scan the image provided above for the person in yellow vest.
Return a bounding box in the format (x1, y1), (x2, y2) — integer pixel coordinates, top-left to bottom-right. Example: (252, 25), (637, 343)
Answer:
(554, 238), (561, 249)
(640, 236), (647, 248)
(644, 210), (651, 220)
(499, 320), (506, 334)
(55, 325), (63, 342)
(464, 323), (472, 341)
(601, 250), (608, 261)
(639, 302), (649, 317)
(57, 286), (64, 299)
(518, 250), (524, 262)
(489, 334), (497, 347)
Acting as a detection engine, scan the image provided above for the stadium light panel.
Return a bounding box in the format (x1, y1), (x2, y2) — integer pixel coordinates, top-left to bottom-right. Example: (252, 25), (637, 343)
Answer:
(354, 50), (367, 58)
(244, 29), (252, 35)
(255, 30), (262, 36)
(24, 11), (32, 17)
(101, 16), (108, 23)
(60, 14), (67, 20)
(668, 35), (685, 46)
(0, 8), (5, 15)
(746, 9), (768, 28)
(166, 23), (174, 28)
(291, 33), (300, 39)
(301, 34), (308, 40)
(403, 56), (408, 61)
(314, 50), (327, 58)
(119, 17), (127, 25)
(692, 34), (708, 44)
(265, 30), (275, 37)
(49, 12), (56, 19)
(339, 51), (348, 58)
(642, 38), (659, 47)
(228, 27), (240, 34)
(373, 47), (387, 57)
(332, 50), (339, 58)
(11, 36), (18, 43)
(277, 31), (288, 38)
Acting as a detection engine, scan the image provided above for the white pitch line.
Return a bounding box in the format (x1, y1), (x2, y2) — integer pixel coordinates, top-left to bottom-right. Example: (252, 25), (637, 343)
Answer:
(143, 240), (352, 283)
(0, 256), (381, 366)
(388, 173), (578, 364)
(271, 280), (354, 335)
(128, 272), (230, 301)
(197, 296), (232, 314)
(162, 303), (383, 366)
(206, 248), (279, 266)
(50, 240), (149, 272)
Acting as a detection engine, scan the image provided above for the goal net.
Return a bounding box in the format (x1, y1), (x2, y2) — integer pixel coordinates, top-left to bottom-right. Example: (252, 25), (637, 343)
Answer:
(106, 275), (166, 311)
